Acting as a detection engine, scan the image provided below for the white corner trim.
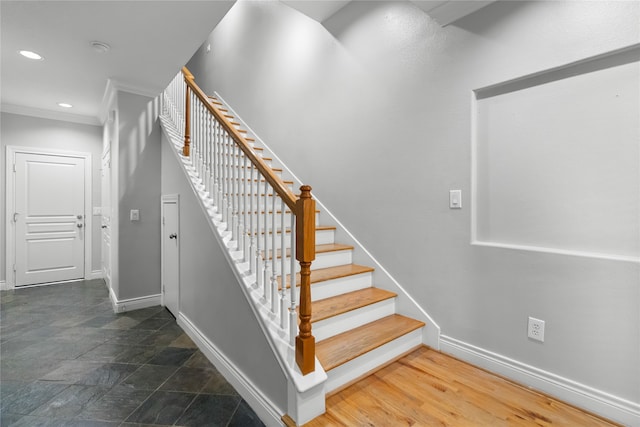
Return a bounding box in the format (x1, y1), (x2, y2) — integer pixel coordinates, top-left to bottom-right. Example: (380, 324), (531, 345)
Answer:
(440, 335), (640, 427)
(178, 313), (284, 427)
(0, 280), (10, 291)
(88, 270), (104, 280)
(109, 289), (162, 314)
(1, 103), (101, 126)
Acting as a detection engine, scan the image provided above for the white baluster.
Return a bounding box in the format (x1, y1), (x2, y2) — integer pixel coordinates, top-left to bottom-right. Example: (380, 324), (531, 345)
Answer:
(209, 115), (215, 198)
(263, 179), (270, 299)
(249, 164), (257, 274)
(251, 170), (267, 292)
(289, 214), (297, 346)
(214, 120), (221, 207)
(280, 198), (287, 330)
(231, 144), (239, 245)
(222, 134), (229, 225)
(271, 188), (278, 315)
(240, 156), (248, 256)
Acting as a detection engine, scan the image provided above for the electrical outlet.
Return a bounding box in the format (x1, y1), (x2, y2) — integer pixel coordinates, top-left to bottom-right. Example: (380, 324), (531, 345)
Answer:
(528, 317), (545, 342)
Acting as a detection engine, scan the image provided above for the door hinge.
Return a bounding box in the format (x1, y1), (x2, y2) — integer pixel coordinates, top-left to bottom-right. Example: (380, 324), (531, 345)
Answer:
(13, 264), (16, 272)
(13, 163), (17, 172)
(162, 217), (165, 226)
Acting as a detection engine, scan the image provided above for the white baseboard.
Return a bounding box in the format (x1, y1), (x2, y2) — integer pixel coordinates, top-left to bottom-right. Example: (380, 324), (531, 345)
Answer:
(0, 280), (10, 291)
(88, 270), (104, 280)
(178, 313), (284, 427)
(440, 335), (640, 427)
(109, 287), (162, 313)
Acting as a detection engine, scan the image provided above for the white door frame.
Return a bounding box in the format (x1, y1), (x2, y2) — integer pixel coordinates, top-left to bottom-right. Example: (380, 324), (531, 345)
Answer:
(5, 145), (93, 289)
(161, 194), (180, 312)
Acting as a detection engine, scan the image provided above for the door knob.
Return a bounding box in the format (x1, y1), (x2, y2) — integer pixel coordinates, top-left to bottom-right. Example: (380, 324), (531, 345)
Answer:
(169, 233), (177, 239)
(101, 225), (108, 229)
(77, 223), (83, 228)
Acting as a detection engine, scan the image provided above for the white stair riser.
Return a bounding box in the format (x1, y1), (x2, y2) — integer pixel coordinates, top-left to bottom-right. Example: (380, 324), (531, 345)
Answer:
(268, 250), (353, 276)
(241, 212), (320, 228)
(248, 228), (333, 246)
(189, 152), (270, 165)
(324, 328), (423, 393)
(313, 299), (396, 342)
(311, 272), (372, 302)
(310, 250), (352, 270)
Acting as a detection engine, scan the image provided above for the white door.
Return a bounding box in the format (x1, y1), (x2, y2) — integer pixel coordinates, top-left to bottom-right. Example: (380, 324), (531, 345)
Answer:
(101, 148), (112, 288)
(14, 152), (86, 286)
(162, 196), (180, 316)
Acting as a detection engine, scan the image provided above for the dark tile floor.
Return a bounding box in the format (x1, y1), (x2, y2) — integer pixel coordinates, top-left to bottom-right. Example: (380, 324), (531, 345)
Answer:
(0, 279), (265, 427)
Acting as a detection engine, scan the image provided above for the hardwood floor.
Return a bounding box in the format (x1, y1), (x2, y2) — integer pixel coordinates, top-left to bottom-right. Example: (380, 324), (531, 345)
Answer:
(302, 346), (619, 427)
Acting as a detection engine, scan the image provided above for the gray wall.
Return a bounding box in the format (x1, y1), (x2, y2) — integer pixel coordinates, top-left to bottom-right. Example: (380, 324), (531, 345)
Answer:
(160, 131), (287, 411)
(116, 92), (162, 300)
(0, 112), (103, 282)
(186, 0), (640, 404)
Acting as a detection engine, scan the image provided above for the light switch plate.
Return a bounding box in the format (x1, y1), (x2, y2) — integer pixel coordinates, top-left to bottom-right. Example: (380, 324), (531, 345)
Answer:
(130, 209), (140, 221)
(449, 190), (462, 209)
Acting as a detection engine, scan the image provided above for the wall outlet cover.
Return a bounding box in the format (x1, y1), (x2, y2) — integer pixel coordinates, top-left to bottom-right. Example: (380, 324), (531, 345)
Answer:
(528, 317), (545, 342)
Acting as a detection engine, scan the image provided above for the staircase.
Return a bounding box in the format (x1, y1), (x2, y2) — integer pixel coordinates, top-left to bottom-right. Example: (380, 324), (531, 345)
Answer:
(161, 69), (433, 425)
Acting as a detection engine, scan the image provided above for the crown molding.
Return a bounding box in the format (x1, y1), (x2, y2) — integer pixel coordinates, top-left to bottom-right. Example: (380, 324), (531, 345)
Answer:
(0, 103), (101, 126)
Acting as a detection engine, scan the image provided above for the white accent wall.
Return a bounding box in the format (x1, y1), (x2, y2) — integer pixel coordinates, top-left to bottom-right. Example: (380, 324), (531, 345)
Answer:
(186, 0), (640, 416)
(0, 112), (103, 282)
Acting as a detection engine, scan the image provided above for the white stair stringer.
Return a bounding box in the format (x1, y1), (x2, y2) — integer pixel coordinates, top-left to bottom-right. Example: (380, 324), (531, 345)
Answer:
(159, 113), (327, 426)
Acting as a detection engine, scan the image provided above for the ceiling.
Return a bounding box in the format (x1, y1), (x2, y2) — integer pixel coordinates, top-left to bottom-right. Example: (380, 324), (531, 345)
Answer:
(1, 1), (494, 126)
(0, 1), (235, 125)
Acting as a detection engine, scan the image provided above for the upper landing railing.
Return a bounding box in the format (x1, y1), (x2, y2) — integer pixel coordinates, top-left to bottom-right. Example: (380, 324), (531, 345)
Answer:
(163, 68), (316, 375)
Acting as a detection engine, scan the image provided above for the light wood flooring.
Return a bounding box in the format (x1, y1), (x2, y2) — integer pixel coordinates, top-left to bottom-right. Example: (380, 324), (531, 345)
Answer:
(301, 346), (619, 427)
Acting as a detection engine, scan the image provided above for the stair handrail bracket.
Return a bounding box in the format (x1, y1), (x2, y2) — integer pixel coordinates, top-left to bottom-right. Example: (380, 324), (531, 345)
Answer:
(165, 67), (318, 384)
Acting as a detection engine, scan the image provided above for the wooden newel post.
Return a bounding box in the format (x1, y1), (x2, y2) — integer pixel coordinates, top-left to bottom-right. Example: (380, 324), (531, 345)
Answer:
(182, 69), (194, 157)
(295, 185), (316, 375)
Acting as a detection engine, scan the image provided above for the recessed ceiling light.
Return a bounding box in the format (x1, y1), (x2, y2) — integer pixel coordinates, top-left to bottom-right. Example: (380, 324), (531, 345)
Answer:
(57, 103), (73, 108)
(90, 41), (110, 53)
(19, 50), (43, 60)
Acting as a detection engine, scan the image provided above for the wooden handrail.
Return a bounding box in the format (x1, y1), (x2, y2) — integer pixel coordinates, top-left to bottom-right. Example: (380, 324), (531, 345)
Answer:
(181, 67), (297, 211)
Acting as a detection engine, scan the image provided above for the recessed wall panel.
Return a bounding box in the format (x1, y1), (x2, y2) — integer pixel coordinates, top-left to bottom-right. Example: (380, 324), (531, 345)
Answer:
(474, 55), (639, 259)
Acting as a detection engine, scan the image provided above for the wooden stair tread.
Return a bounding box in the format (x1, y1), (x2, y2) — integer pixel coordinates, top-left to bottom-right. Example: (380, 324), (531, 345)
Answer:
(316, 314), (425, 371)
(278, 263), (373, 288)
(311, 287), (397, 323)
(265, 243), (353, 260)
